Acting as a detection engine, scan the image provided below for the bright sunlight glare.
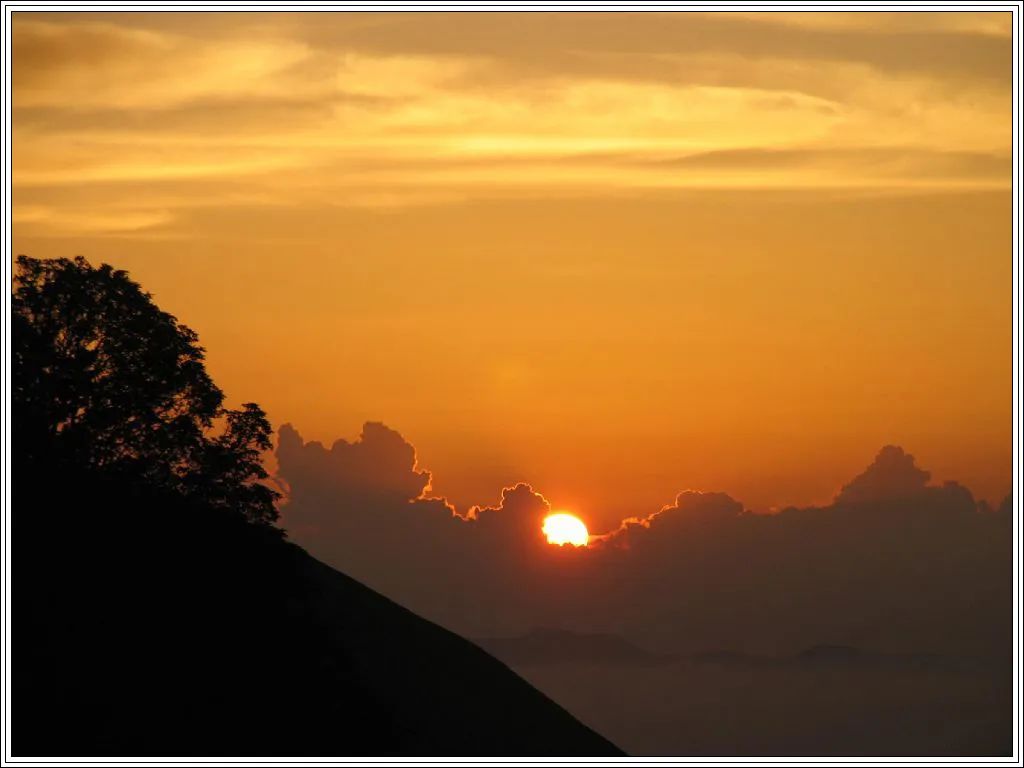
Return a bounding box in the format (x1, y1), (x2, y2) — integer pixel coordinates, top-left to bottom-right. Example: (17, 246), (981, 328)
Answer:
(543, 513), (589, 547)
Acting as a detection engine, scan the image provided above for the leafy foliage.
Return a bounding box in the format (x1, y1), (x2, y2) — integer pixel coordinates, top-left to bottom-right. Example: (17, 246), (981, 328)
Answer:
(13, 255), (280, 528)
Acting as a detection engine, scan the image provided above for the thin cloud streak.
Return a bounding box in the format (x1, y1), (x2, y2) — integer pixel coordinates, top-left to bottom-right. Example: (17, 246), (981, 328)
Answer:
(12, 12), (1012, 225)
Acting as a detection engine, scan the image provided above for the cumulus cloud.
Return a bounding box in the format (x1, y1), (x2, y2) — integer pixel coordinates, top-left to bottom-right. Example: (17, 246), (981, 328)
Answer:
(280, 421), (433, 506)
(598, 490), (746, 545)
(276, 421), (458, 545)
(276, 423), (568, 634)
(828, 445), (981, 524)
(467, 483), (552, 544)
(836, 444), (931, 504)
(275, 424), (1011, 659)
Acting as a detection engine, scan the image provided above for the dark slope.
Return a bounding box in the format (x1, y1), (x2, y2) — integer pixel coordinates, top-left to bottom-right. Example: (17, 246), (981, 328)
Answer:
(13, 464), (621, 757)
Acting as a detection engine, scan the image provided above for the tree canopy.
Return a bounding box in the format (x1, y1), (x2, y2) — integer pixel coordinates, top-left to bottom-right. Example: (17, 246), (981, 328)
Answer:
(13, 255), (280, 528)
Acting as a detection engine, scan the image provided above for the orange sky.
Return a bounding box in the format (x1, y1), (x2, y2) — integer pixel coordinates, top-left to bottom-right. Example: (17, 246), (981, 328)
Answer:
(11, 11), (1013, 530)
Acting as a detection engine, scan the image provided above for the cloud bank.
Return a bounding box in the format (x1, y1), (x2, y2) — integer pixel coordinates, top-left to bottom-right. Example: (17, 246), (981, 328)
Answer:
(276, 423), (1010, 659)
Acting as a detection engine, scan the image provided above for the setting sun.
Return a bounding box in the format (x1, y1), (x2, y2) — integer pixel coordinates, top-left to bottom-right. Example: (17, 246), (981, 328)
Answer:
(543, 513), (589, 547)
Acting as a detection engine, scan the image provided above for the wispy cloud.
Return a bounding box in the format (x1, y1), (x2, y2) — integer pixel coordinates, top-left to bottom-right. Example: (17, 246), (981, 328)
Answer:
(12, 11), (1012, 225)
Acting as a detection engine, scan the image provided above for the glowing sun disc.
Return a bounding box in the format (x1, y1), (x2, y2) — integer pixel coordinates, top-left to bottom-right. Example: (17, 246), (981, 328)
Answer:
(543, 513), (589, 547)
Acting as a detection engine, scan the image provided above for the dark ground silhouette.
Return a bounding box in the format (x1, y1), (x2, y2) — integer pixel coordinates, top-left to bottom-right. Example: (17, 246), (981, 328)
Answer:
(12, 255), (621, 756)
(14, 465), (621, 756)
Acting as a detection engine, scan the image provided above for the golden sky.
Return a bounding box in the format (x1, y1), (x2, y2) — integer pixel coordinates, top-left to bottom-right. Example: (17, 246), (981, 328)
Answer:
(12, 11), (1013, 528)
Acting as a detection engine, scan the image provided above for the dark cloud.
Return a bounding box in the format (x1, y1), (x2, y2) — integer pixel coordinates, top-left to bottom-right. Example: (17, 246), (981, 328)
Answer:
(276, 427), (1011, 661)
(279, 421), (436, 510)
(277, 423), (567, 635)
(646, 147), (1012, 181)
(276, 423), (463, 612)
(12, 97), (336, 134)
(468, 482), (552, 544)
(276, 12), (1012, 85)
(12, 16), (162, 90)
(18, 12), (1011, 103)
(836, 444), (931, 504)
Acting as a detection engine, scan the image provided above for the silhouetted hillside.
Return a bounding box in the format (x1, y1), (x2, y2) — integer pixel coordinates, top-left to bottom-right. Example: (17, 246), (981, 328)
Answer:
(12, 255), (620, 756)
(14, 463), (622, 756)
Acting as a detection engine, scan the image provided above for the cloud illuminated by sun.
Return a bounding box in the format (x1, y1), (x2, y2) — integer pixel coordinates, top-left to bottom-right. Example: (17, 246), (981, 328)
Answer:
(543, 513), (589, 547)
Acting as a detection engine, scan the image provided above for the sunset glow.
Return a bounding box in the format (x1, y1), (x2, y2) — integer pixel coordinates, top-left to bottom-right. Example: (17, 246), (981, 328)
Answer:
(543, 513), (589, 547)
(9, 10), (1015, 758)
(10, 11), (1012, 524)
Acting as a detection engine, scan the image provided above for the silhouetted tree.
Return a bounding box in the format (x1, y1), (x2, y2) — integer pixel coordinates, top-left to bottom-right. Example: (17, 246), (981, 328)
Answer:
(13, 255), (280, 528)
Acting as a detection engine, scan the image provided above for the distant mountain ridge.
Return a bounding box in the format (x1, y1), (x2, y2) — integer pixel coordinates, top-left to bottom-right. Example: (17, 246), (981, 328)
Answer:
(476, 628), (676, 666)
(477, 629), (990, 677)
(694, 643), (992, 673)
